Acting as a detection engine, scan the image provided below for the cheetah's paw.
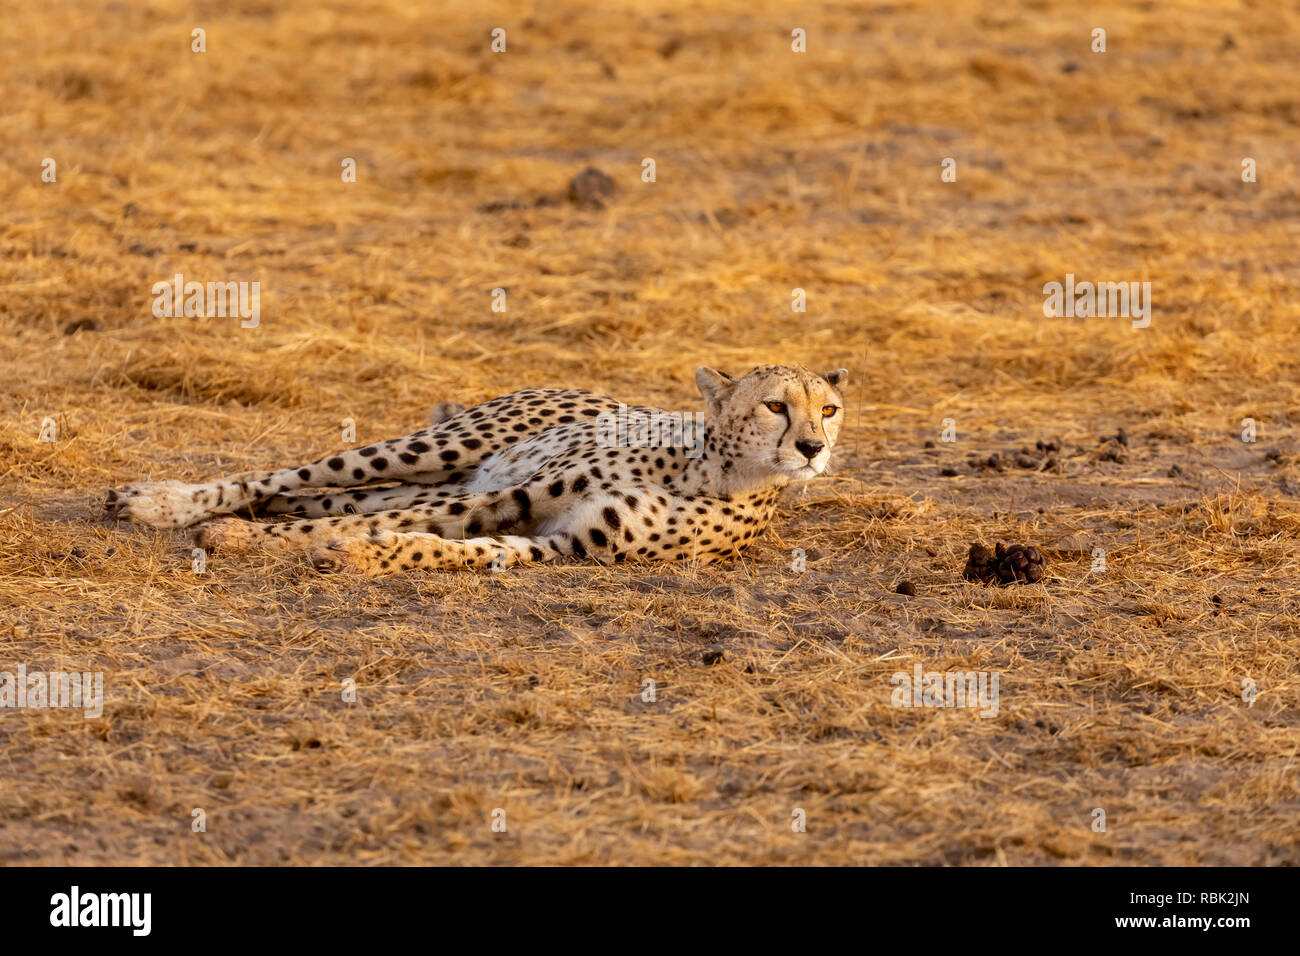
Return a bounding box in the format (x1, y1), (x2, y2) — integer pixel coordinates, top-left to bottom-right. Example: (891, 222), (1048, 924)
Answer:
(196, 517), (290, 553)
(311, 532), (399, 576)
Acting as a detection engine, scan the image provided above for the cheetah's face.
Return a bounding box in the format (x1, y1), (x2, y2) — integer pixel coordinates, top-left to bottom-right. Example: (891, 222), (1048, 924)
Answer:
(696, 365), (849, 481)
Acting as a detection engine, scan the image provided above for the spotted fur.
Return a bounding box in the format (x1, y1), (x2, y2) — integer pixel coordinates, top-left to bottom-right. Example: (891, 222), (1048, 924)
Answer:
(104, 365), (847, 575)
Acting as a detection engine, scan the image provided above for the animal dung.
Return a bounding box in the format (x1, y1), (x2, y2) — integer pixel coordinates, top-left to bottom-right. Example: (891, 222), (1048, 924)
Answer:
(963, 542), (1047, 585)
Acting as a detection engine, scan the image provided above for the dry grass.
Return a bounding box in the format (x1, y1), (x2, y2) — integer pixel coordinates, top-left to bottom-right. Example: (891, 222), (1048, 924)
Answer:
(2, 0), (1299, 864)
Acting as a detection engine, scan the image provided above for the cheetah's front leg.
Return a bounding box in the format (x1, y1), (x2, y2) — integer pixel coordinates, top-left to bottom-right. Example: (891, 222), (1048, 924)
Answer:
(194, 484), (530, 554)
(196, 512), (388, 554)
(312, 530), (579, 576)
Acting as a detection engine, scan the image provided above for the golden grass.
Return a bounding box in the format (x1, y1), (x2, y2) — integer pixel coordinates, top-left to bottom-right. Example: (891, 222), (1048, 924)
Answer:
(1, 0), (1298, 864)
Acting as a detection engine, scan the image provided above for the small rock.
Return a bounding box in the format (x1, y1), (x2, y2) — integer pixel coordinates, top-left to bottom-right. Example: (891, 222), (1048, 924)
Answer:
(568, 167), (615, 207)
(63, 318), (98, 335)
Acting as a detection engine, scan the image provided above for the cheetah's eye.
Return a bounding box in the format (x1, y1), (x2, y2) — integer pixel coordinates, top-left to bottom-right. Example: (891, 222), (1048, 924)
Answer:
(822, 405), (839, 418)
(765, 401), (786, 414)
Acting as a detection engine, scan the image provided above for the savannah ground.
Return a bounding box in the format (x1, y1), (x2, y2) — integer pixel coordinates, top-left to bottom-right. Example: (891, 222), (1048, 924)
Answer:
(1, 0), (1298, 865)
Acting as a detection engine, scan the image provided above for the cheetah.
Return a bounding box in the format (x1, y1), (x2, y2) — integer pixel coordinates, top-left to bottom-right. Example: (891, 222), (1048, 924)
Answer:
(104, 365), (847, 575)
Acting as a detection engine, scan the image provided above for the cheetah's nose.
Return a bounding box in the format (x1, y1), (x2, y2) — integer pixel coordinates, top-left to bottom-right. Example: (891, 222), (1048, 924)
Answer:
(795, 438), (825, 461)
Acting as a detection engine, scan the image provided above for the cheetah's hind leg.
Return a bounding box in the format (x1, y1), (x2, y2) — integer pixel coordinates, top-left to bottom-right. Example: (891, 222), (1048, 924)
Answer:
(251, 482), (442, 518)
(104, 473), (276, 529)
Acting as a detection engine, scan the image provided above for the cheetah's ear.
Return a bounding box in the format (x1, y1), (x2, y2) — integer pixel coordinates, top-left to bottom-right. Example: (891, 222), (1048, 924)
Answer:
(822, 368), (849, 390)
(695, 367), (736, 414)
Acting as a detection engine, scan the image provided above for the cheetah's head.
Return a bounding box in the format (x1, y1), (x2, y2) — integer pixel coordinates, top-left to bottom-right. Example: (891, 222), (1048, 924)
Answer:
(695, 364), (848, 484)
